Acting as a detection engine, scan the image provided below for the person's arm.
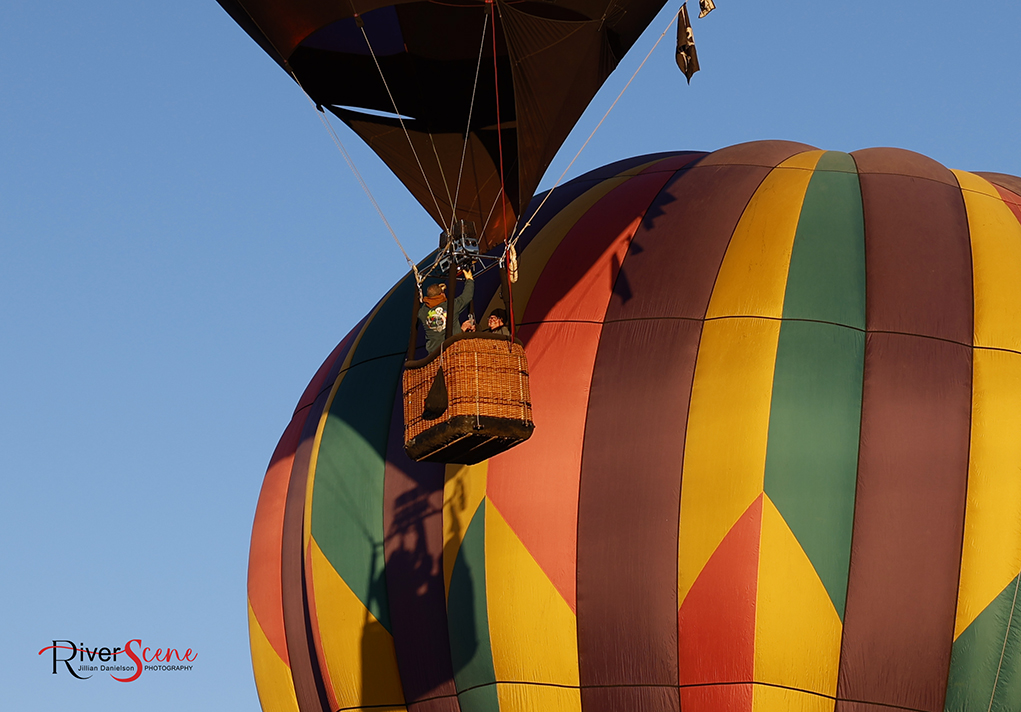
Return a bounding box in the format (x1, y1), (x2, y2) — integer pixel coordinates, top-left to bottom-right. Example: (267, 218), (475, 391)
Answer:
(453, 270), (475, 314)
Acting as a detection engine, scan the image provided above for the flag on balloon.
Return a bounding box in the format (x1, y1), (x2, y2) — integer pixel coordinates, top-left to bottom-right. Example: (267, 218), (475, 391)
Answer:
(676, 3), (700, 83)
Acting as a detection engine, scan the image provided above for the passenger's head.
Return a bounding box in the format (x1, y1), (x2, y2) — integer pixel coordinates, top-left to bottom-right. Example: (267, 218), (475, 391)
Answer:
(425, 283), (445, 298)
(488, 308), (508, 329)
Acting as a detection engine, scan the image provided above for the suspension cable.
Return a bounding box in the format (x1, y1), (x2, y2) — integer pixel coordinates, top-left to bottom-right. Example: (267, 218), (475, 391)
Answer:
(451, 12), (490, 229)
(358, 22), (448, 226)
(292, 77), (422, 291)
(512, 8), (678, 245)
(490, 1), (509, 247)
(428, 134), (454, 218)
(480, 183), (506, 237)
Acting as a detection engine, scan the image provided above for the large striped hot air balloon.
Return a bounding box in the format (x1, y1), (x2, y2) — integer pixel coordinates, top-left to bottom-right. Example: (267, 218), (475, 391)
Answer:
(248, 140), (1021, 712)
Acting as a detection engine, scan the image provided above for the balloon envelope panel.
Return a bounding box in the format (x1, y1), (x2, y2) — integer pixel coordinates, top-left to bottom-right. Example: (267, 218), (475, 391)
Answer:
(216, 0), (668, 250)
(248, 141), (1021, 712)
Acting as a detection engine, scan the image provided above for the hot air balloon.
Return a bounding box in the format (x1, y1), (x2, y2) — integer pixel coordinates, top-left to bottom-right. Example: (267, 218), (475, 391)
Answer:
(215, 0), (670, 250)
(247, 140), (1021, 712)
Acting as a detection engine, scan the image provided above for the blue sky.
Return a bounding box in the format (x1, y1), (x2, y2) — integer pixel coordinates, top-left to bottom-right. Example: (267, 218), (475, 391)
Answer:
(2, 1), (1019, 709)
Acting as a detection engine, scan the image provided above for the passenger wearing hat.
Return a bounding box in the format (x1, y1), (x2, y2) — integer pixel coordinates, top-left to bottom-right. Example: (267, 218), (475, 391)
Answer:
(419, 269), (474, 353)
(486, 308), (510, 336)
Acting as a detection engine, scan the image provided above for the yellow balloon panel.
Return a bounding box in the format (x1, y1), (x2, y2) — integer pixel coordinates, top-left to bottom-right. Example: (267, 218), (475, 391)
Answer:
(496, 682), (583, 712)
(754, 496), (842, 697)
(956, 170), (1021, 352)
(678, 317), (780, 606)
(307, 537), (406, 711)
(486, 499), (580, 687)
(752, 684), (835, 712)
(706, 151), (820, 320)
(249, 601), (301, 712)
(955, 349), (1021, 638)
(443, 461), (489, 599)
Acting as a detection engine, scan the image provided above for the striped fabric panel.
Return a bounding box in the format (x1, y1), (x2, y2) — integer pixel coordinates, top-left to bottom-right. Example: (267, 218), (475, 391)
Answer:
(836, 149), (973, 712)
(754, 150), (866, 709)
(447, 500), (498, 712)
(383, 388), (458, 712)
(944, 172), (1021, 712)
(678, 150), (821, 712)
(487, 166), (679, 617)
(287, 373), (343, 711)
(304, 274), (419, 710)
(250, 321), (364, 712)
(249, 417), (305, 712)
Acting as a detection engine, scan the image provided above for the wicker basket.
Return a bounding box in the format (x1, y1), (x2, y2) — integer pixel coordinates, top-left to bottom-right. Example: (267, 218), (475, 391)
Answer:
(403, 333), (534, 464)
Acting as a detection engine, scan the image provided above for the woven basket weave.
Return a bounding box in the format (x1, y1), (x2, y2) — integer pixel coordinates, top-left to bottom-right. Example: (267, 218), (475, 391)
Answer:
(403, 334), (534, 463)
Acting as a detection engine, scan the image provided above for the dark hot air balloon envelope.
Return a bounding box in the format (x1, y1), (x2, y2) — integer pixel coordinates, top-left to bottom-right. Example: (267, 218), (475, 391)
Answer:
(217, 0), (670, 250)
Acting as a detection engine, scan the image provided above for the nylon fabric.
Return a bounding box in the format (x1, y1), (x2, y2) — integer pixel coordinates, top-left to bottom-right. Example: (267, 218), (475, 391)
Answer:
(682, 685), (754, 712)
(607, 161), (770, 320)
(308, 537), (406, 710)
(488, 170), (674, 611)
(851, 148), (972, 342)
(678, 317), (781, 606)
(751, 686), (835, 712)
(309, 274), (417, 631)
(248, 145), (1021, 712)
(679, 150), (815, 608)
(264, 322), (364, 712)
(443, 461), (488, 599)
(500, 3), (609, 207)
(311, 369), (402, 630)
(495, 683), (582, 712)
(762, 149), (865, 620)
(836, 148), (974, 712)
(945, 575), (1021, 712)
(977, 173), (1021, 198)
(285, 385), (335, 711)
(952, 170), (1021, 644)
(705, 151), (820, 319)
(446, 501), (498, 710)
(249, 601), (301, 712)
(293, 322), (365, 414)
(955, 350), (1021, 639)
(493, 175), (631, 321)
(955, 170), (1021, 352)
(250, 417), (304, 667)
(485, 500), (580, 689)
(576, 318), (697, 702)
(837, 335), (971, 712)
(762, 321), (863, 620)
(779, 151), (865, 328)
(299, 278), (419, 710)
(754, 495), (842, 699)
(699, 140), (816, 168)
(219, 0), (671, 250)
(382, 393), (458, 707)
(678, 496), (763, 712)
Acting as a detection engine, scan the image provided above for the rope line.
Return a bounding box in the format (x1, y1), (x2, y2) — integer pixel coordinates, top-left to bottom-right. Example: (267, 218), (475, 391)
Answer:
(512, 8), (678, 245)
(451, 12), (490, 230)
(428, 134), (455, 214)
(480, 184), (506, 237)
(293, 78), (422, 290)
(490, 1), (510, 246)
(358, 24), (447, 225)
